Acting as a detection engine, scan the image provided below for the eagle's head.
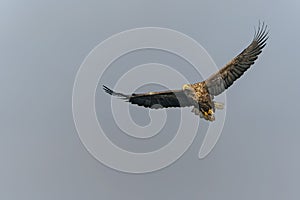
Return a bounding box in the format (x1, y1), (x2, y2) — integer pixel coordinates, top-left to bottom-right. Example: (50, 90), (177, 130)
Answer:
(182, 84), (194, 91)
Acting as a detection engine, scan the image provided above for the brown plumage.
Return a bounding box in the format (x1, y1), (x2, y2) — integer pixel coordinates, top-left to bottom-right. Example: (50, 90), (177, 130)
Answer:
(103, 23), (268, 121)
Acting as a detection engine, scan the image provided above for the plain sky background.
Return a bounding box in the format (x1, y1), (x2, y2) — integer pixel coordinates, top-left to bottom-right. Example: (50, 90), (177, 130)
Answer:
(1, 1), (300, 200)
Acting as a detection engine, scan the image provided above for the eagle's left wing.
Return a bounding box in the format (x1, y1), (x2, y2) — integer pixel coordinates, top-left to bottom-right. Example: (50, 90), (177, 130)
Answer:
(103, 85), (192, 109)
(205, 22), (268, 96)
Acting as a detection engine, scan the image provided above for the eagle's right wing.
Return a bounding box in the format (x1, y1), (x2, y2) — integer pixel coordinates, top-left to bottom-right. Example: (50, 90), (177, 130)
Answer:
(103, 85), (192, 109)
(205, 22), (268, 96)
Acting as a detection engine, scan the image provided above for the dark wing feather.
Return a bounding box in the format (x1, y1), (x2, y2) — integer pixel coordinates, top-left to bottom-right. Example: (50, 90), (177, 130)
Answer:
(103, 85), (192, 109)
(205, 22), (269, 96)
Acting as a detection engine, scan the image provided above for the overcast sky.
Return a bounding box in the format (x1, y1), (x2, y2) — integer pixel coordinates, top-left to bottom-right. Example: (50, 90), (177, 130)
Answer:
(1, 1), (300, 200)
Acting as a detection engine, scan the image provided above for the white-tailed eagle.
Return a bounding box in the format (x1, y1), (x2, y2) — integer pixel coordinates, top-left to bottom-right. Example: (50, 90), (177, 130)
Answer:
(103, 23), (268, 121)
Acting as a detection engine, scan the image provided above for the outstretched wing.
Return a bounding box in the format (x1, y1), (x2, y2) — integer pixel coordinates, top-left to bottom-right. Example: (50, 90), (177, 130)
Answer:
(205, 22), (269, 96)
(103, 85), (192, 109)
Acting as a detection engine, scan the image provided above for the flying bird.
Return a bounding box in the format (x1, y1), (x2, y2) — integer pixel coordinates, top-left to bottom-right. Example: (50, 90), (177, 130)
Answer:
(103, 23), (268, 121)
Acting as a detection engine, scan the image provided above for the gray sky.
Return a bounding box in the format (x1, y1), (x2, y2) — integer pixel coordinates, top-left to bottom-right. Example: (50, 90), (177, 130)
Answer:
(1, 0), (300, 200)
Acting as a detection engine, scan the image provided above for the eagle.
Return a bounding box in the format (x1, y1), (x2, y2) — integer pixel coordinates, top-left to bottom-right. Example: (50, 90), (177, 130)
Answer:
(103, 23), (268, 121)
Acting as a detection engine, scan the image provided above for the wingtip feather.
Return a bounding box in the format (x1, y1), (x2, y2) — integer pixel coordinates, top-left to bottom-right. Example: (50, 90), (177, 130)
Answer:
(102, 85), (114, 95)
(102, 85), (130, 99)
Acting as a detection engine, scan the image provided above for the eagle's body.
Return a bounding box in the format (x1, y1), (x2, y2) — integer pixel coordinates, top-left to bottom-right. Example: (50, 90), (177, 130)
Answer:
(103, 23), (269, 121)
(185, 82), (216, 120)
